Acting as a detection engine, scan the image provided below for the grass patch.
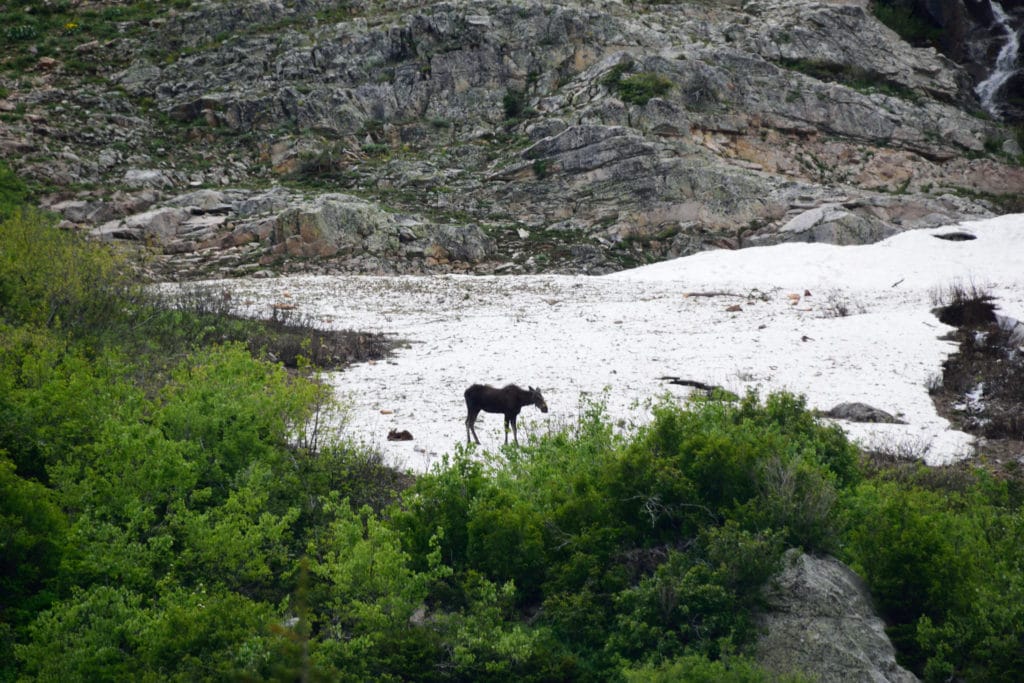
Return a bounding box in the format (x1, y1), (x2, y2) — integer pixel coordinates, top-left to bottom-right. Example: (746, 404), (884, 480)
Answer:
(950, 187), (1024, 214)
(601, 62), (674, 106)
(778, 58), (919, 101)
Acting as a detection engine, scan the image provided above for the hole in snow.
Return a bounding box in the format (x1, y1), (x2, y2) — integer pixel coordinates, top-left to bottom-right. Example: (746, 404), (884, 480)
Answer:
(933, 232), (977, 241)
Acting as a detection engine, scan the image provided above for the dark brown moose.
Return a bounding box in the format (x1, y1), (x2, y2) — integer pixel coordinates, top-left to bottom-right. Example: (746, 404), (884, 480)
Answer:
(464, 383), (548, 445)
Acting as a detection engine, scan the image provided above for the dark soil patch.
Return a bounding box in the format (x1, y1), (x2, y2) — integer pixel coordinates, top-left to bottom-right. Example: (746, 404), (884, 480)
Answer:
(249, 315), (392, 371)
(931, 317), (1024, 476)
(933, 293), (998, 327)
(932, 231), (976, 241)
(156, 287), (394, 371)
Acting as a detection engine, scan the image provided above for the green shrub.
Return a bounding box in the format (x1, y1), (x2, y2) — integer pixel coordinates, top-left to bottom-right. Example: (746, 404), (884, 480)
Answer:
(0, 161), (29, 216)
(531, 158), (551, 179)
(600, 62), (633, 89)
(617, 72), (674, 105)
(155, 344), (321, 495)
(623, 652), (810, 682)
(393, 450), (494, 579)
(503, 88), (529, 119)
(840, 469), (1024, 681)
(16, 583), (277, 681)
(871, 0), (942, 48)
(842, 481), (984, 671)
(0, 326), (136, 483)
(16, 585), (146, 681)
(601, 62), (674, 105)
(0, 456), (65, 629)
(627, 391), (857, 549)
(467, 489), (547, 600)
(0, 208), (133, 336)
(608, 551), (746, 663)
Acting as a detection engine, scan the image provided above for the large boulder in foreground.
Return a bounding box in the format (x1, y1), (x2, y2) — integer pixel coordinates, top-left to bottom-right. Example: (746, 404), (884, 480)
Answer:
(755, 550), (918, 683)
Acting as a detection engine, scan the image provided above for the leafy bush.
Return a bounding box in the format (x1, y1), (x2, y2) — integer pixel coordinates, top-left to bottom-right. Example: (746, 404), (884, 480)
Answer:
(467, 489), (548, 599)
(600, 62), (633, 89)
(155, 343), (320, 489)
(0, 162), (29, 217)
(0, 208), (133, 336)
(0, 325), (136, 483)
(0, 456), (65, 632)
(623, 653), (809, 682)
(502, 88), (529, 119)
(617, 72), (674, 105)
(15, 583), (278, 682)
(842, 473), (1024, 680)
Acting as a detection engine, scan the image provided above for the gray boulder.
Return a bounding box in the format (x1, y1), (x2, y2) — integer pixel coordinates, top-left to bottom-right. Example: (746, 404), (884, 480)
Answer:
(825, 403), (906, 424)
(272, 193), (389, 257)
(776, 205), (898, 245)
(755, 550), (918, 683)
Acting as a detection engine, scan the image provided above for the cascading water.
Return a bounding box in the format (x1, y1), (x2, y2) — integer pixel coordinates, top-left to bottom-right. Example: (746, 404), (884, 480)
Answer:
(976, 0), (1021, 119)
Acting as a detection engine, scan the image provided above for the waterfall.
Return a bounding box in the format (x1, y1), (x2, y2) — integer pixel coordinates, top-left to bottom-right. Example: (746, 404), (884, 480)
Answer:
(976, 1), (1021, 119)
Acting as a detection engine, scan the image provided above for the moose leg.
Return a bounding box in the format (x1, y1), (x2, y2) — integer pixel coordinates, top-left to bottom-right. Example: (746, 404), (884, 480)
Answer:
(503, 415), (510, 444)
(510, 415), (519, 445)
(466, 409), (481, 444)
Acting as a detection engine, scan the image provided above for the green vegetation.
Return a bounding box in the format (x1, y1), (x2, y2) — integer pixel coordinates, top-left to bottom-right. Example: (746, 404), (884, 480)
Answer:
(602, 63), (674, 106)
(531, 158), (551, 179)
(0, 0), (183, 75)
(871, 0), (943, 49)
(618, 72), (674, 105)
(0, 162), (30, 217)
(778, 58), (919, 101)
(2, 187), (1024, 681)
(503, 87), (535, 121)
(950, 186), (1024, 214)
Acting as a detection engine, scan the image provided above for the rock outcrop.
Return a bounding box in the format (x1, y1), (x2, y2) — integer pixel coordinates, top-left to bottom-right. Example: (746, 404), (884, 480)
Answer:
(2, 0), (1023, 277)
(86, 188), (494, 278)
(755, 550), (919, 683)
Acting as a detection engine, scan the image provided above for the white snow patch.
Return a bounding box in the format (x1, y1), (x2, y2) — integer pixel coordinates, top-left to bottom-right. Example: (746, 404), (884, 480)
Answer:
(170, 214), (1024, 472)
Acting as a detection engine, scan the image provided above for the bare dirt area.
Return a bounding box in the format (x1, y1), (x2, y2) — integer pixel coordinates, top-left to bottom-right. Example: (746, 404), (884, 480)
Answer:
(930, 295), (1024, 479)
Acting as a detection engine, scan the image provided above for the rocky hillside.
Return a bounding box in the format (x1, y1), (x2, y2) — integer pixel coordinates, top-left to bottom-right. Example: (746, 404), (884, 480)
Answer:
(2, 0), (1023, 278)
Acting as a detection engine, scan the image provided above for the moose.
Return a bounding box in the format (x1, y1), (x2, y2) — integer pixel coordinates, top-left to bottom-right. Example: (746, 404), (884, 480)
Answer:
(464, 383), (548, 445)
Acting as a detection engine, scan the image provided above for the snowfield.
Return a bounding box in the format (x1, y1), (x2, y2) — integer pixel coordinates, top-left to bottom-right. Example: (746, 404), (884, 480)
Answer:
(190, 214), (1024, 472)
